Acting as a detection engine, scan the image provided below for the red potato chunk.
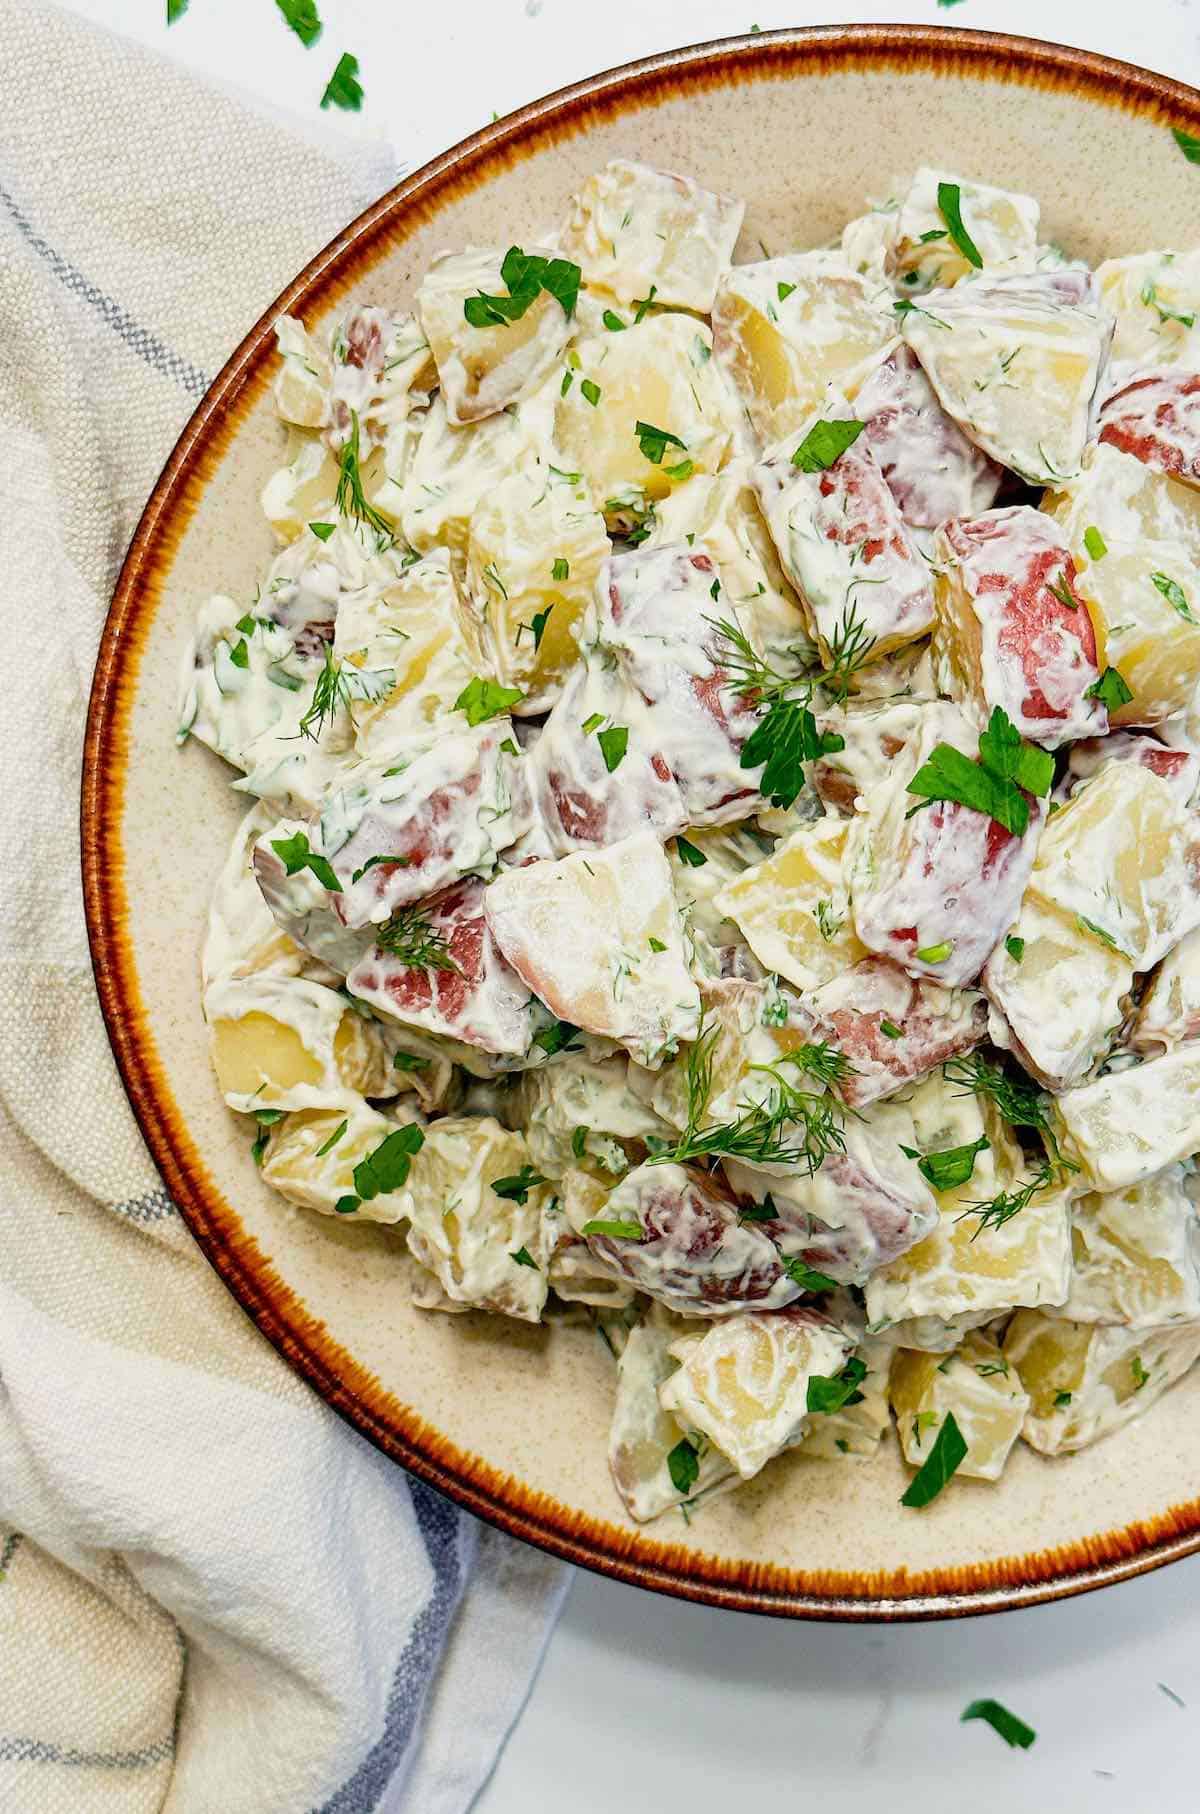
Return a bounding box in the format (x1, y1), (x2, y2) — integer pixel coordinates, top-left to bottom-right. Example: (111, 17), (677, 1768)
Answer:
(807, 956), (988, 1108)
(849, 708), (1045, 986)
(323, 722), (530, 929)
(1099, 371), (1200, 489)
(523, 661), (687, 855)
(754, 400), (934, 660)
(595, 544), (762, 824)
(855, 345), (1003, 530)
(935, 507), (1105, 747)
(578, 1162), (801, 1317)
(1066, 733), (1200, 806)
(346, 877), (533, 1057)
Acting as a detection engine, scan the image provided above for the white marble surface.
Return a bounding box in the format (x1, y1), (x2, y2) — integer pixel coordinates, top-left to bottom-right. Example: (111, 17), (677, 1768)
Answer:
(62, 1), (1200, 1807)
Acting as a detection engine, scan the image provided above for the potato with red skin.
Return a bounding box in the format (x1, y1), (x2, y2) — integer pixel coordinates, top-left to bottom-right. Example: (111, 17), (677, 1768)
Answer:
(806, 956), (988, 1108)
(848, 706), (1046, 986)
(346, 877), (534, 1062)
(1099, 371), (1200, 490)
(595, 544), (762, 824)
(933, 506), (1106, 747)
(323, 722), (530, 930)
(574, 1162), (801, 1317)
(854, 345), (1002, 530)
(1065, 733), (1200, 806)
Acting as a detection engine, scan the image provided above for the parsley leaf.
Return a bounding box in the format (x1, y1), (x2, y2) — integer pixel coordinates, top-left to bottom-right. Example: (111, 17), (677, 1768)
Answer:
(880, 1019), (903, 1040)
(777, 280), (797, 301)
(900, 1410), (967, 1507)
(309, 520), (336, 542)
(393, 1051), (430, 1072)
(1151, 570), (1197, 622)
(340, 1123), (424, 1213)
(464, 245), (581, 328)
(781, 1256), (838, 1294)
(510, 1246), (539, 1269)
(602, 309), (627, 331)
(492, 1165), (547, 1205)
(228, 637), (250, 670)
(1086, 666), (1134, 712)
(674, 836), (707, 868)
(1173, 126), (1200, 164)
(275, 0), (322, 46)
(532, 1019), (583, 1056)
(350, 853), (410, 885)
(635, 420), (688, 465)
(807, 1356), (868, 1414)
(937, 181), (984, 269)
(667, 1437), (700, 1496)
(270, 830), (342, 893)
(580, 378), (601, 407)
(740, 701), (845, 809)
(320, 51), (363, 112)
(961, 1700), (1036, 1750)
(167, 0), (188, 20)
(907, 707), (1051, 836)
(791, 418), (866, 472)
(454, 675), (524, 725)
(597, 725), (629, 772)
(903, 1136), (990, 1192)
(1005, 935), (1025, 962)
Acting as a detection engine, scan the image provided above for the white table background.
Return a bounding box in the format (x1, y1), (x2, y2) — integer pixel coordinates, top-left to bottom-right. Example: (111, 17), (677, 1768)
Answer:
(60, 1), (1200, 1807)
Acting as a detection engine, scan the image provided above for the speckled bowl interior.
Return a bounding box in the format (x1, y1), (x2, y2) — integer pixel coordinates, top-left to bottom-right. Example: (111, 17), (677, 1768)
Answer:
(84, 26), (1200, 1617)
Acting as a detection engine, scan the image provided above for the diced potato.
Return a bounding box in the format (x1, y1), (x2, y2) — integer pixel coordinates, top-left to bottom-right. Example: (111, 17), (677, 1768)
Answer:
(1027, 761), (1200, 970)
(848, 705), (1044, 987)
(1005, 1309), (1200, 1453)
(659, 1309), (852, 1479)
(403, 1116), (552, 1320)
(753, 394), (934, 661)
(180, 591), (328, 781)
(724, 1095), (939, 1284)
(607, 1305), (739, 1522)
(346, 878), (535, 1064)
(546, 1168), (638, 1309)
(865, 1071), (1072, 1329)
(881, 1308), (1000, 1353)
(321, 721), (530, 928)
(484, 832), (701, 1068)
(793, 1335), (893, 1460)
(1066, 732), (1200, 806)
(261, 1101), (420, 1223)
(664, 825), (775, 954)
(1096, 249), (1200, 373)
(809, 700), (927, 816)
(854, 344), (1002, 530)
(204, 804), (315, 990)
(559, 159), (744, 313)
(712, 251), (893, 445)
(522, 658), (687, 855)
(900, 269), (1110, 484)
(415, 246), (572, 424)
(595, 544), (761, 823)
(571, 1162), (798, 1318)
(1062, 1166), (1200, 1328)
(1133, 927), (1200, 1052)
(646, 975), (815, 1134)
(891, 1333), (1030, 1482)
(981, 895), (1132, 1092)
(261, 432), (349, 546)
(1099, 370), (1200, 491)
(808, 957), (988, 1107)
(933, 506), (1105, 746)
(513, 1052), (672, 1181)
(463, 468), (609, 709)
(1051, 1047), (1200, 1192)
(1044, 440), (1200, 726)
(206, 974), (394, 1111)
(889, 167), (1040, 293)
(646, 459), (809, 661)
(715, 817), (867, 991)
(252, 819), (376, 979)
(554, 315), (737, 519)
(273, 315), (331, 429)
(840, 204), (897, 286)
(401, 395), (552, 559)
(333, 550), (477, 753)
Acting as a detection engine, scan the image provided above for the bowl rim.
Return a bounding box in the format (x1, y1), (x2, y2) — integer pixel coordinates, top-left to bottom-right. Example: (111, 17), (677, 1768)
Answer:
(82, 22), (1200, 1621)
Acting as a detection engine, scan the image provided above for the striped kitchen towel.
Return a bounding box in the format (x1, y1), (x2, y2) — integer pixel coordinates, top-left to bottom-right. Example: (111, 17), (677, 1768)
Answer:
(0, 3), (569, 1810)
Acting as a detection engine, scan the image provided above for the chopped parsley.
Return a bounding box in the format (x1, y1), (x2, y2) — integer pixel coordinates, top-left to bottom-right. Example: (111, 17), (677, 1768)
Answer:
(571, 1126), (588, 1160)
(228, 637), (250, 670)
(777, 280), (796, 301)
(879, 1020), (903, 1040)
(320, 52), (363, 112)
(509, 1247), (539, 1269)
(780, 1256), (837, 1294)
(314, 1118), (348, 1158)
(393, 1051), (430, 1072)
(1005, 935), (1025, 963)
(532, 1019), (583, 1056)
(961, 1700), (1036, 1751)
(900, 1136), (989, 1192)
(1151, 570), (1197, 622)
(674, 836), (707, 868)
(275, 0), (322, 46)
(551, 557), (570, 581)
(1142, 279), (1196, 328)
(454, 675), (525, 724)
(602, 309), (627, 331)
(270, 830), (342, 893)
(647, 935), (667, 953)
(740, 702), (845, 810)
(635, 420), (687, 465)
(791, 417), (866, 473)
(900, 1410), (967, 1507)
(1173, 126), (1200, 164)
(581, 1218), (643, 1240)
(667, 1437), (700, 1496)
(1054, 1390), (1073, 1407)
(807, 1356), (868, 1415)
(937, 181), (984, 269)
(336, 1123), (425, 1212)
(463, 245), (581, 328)
(907, 705), (1053, 837)
(492, 1165), (547, 1205)
(350, 853), (410, 885)
(580, 378), (601, 407)
(1086, 665), (1133, 713)
(309, 520), (336, 542)
(597, 725), (629, 772)
(1131, 1353), (1149, 1390)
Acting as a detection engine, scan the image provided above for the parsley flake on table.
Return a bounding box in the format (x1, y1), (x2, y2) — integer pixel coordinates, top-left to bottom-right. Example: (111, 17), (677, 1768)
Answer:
(275, 0), (322, 47)
(790, 417), (866, 472)
(900, 1410), (967, 1507)
(961, 1699), (1037, 1750)
(906, 706), (1052, 837)
(1172, 126), (1200, 165)
(937, 181), (984, 269)
(321, 51), (363, 113)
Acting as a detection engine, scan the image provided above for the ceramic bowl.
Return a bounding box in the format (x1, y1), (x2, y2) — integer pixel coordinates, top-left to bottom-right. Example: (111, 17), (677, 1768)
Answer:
(83, 25), (1200, 1618)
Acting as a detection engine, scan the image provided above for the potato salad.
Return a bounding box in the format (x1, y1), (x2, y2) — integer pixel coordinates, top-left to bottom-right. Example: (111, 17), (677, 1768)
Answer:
(180, 160), (1200, 1523)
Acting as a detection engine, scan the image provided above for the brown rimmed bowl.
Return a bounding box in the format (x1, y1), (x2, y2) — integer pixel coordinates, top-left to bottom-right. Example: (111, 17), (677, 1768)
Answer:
(83, 24), (1200, 1619)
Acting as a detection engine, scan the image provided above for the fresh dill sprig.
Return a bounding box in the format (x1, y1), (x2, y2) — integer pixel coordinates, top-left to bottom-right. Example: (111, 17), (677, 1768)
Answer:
(958, 1162), (1055, 1239)
(820, 603), (877, 702)
(298, 644), (348, 742)
(374, 905), (460, 972)
(756, 1043), (857, 1093)
(336, 409), (393, 541)
(943, 1051), (1078, 1187)
(704, 617), (818, 706)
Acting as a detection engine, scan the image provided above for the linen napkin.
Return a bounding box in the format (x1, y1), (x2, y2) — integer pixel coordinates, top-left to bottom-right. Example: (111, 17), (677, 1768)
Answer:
(0, 4), (569, 1809)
